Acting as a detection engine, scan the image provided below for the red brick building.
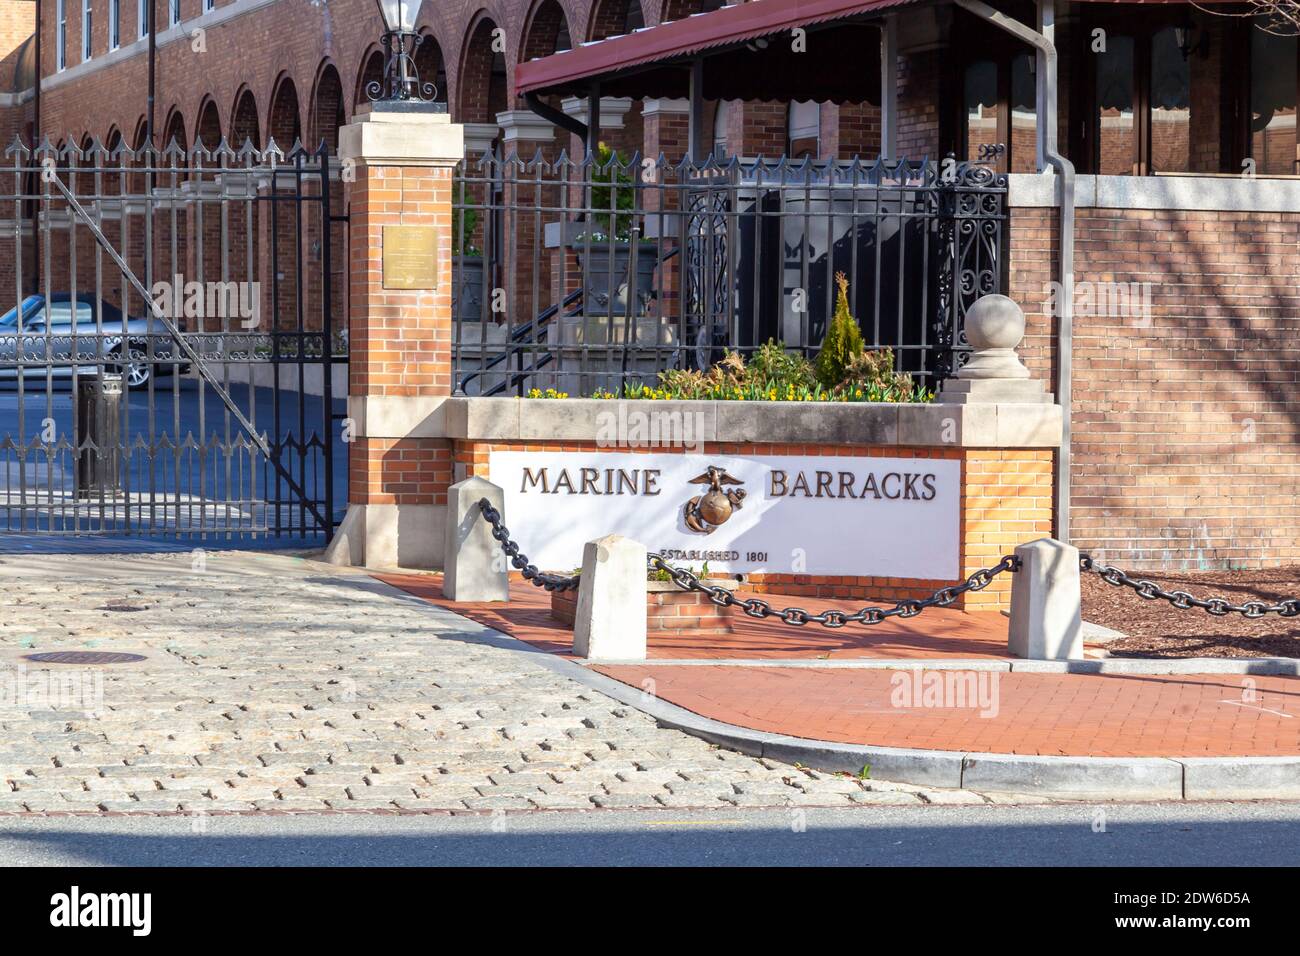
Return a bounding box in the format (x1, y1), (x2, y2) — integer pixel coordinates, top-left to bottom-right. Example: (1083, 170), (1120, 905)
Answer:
(1, 0), (1299, 572)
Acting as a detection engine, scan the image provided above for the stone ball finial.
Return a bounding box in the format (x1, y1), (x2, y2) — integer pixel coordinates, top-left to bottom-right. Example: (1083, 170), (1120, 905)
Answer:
(936, 292), (1051, 401)
(964, 294), (1025, 352)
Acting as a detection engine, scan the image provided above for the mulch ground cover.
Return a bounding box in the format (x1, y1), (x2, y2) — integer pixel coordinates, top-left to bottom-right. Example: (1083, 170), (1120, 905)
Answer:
(1082, 565), (1300, 658)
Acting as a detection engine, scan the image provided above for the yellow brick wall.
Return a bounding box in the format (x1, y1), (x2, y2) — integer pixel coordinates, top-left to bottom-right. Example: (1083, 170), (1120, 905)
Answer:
(961, 449), (1056, 610)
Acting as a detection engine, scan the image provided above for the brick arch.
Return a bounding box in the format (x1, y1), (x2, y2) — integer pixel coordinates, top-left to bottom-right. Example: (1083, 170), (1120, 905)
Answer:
(412, 30), (448, 103)
(587, 0), (645, 41)
(162, 108), (188, 152)
(231, 87), (261, 150)
(267, 74), (303, 150)
(354, 46), (384, 111)
(131, 115), (149, 151)
(195, 97), (223, 151)
(659, 0), (723, 23)
(458, 13), (509, 125)
(310, 62), (346, 153)
(520, 0), (573, 63)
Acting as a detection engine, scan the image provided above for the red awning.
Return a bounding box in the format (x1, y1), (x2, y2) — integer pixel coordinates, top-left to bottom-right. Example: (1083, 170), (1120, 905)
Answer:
(515, 0), (1239, 104)
(515, 0), (918, 104)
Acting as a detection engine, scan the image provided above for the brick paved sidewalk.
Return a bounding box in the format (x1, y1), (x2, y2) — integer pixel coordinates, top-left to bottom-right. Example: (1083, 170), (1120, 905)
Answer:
(0, 551), (1007, 813)
(382, 572), (1300, 759)
(377, 572), (1016, 660)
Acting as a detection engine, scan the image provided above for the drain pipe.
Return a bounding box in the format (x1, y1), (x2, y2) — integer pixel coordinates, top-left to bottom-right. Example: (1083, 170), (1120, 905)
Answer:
(954, 0), (1075, 543)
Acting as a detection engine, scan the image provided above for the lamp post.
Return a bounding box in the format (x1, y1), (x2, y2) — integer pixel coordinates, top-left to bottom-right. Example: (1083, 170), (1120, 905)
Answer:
(367, 0), (436, 103)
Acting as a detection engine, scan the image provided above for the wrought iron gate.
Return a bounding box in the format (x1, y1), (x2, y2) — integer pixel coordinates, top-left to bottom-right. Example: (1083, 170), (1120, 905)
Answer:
(0, 139), (346, 541)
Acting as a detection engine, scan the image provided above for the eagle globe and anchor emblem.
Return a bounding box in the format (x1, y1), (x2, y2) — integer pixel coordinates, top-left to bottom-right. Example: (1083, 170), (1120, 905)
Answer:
(682, 465), (746, 534)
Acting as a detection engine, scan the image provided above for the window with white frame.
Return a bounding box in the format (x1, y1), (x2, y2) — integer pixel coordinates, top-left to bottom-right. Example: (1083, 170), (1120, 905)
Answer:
(138, 0), (147, 39)
(204, 0), (213, 11)
(82, 0), (93, 60)
(169, 0), (180, 27)
(56, 0), (67, 70)
(110, 0), (120, 49)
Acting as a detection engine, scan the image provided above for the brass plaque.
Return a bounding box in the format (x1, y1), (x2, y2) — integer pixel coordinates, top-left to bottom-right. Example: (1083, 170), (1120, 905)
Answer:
(382, 225), (439, 290)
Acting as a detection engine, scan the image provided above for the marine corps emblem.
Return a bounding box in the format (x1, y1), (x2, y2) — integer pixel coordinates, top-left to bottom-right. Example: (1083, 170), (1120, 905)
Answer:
(683, 465), (746, 534)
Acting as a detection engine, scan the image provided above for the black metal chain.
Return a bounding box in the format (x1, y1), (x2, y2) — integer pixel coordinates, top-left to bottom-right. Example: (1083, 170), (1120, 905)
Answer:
(647, 553), (1020, 628)
(477, 498), (580, 592)
(1079, 553), (1300, 619)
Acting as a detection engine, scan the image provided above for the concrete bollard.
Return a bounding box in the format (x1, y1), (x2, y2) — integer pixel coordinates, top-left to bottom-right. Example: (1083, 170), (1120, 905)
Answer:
(1008, 537), (1084, 660)
(572, 534), (647, 660)
(441, 476), (509, 602)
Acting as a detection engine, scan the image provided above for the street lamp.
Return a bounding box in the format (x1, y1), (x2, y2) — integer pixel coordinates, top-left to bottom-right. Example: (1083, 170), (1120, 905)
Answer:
(368, 0), (436, 103)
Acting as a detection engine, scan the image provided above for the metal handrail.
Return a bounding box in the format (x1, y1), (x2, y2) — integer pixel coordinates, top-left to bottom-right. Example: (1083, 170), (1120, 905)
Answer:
(456, 245), (681, 397)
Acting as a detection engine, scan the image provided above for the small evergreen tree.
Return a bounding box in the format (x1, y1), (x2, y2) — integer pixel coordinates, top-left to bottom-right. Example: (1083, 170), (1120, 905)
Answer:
(815, 272), (865, 388)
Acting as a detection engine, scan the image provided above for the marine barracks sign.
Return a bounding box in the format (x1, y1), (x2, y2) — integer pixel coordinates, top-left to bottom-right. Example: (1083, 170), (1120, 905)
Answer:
(489, 451), (960, 579)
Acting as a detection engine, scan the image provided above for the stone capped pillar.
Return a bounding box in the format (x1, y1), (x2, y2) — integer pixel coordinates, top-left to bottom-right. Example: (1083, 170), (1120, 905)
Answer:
(324, 105), (463, 569)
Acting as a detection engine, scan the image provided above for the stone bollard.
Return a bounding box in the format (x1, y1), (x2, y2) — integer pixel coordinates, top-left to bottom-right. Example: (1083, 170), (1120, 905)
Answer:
(1008, 538), (1084, 660)
(572, 534), (647, 660)
(441, 476), (509, 602)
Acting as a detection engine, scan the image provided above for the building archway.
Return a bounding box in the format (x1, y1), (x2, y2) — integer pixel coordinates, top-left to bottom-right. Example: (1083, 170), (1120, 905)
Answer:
(310, 62), (346, 152)
(231, 88), (261, 150)
(195, 97), (223, 151)
(588, 0), (643, 41)
(268, 75), (303, 151)
(162, 109), (187, 150)
(458, 15), (508, 125)
(354, 47), (384, 111)
(412, 30), (447, 104)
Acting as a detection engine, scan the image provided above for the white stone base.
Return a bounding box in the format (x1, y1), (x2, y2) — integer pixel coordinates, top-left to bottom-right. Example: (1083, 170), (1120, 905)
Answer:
(323, 502), (445, 570)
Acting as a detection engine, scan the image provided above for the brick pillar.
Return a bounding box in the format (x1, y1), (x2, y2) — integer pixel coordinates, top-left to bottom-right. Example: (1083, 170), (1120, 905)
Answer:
(820, 103), (882, 160)
(325, 106), (463, 569)
(641, 98), (692, 322)
(496, 110), (559, 326)
(725, 101), (787, 157)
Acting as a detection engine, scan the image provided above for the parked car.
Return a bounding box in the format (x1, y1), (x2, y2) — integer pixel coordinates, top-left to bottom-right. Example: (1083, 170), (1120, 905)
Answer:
(0, 293), (188, 389)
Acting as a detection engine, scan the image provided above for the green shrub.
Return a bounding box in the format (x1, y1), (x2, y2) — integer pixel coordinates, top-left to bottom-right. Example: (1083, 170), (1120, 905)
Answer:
(586, 143), (636, 241)
(814, 272), (865, 388)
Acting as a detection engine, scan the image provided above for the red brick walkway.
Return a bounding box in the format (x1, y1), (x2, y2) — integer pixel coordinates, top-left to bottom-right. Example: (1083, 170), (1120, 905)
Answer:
(377, 571), (1300, 758)
(588, 665), (1300, 757)
(376, 572), (1011, 659)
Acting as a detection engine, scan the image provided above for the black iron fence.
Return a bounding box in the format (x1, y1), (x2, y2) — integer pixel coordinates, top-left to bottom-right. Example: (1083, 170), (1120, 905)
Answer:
(452, 150), (1007, 397)
(0, 138), (347, 539)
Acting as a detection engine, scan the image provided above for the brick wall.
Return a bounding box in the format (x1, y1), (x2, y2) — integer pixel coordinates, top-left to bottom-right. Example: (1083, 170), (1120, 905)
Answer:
(1011, 203), (1300, 570)
(455, 438), (1053, 611)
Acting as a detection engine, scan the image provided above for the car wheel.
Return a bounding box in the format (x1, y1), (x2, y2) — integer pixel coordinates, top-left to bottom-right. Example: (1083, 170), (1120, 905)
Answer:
(108, 344), (151, 389)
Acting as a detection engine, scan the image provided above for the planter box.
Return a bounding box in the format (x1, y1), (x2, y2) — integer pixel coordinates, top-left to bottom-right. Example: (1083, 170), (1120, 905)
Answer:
(551, 579), (737, 637)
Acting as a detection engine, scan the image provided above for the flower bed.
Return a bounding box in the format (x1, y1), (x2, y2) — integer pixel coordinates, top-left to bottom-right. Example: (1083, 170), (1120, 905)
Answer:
(529, 274), (932, 404)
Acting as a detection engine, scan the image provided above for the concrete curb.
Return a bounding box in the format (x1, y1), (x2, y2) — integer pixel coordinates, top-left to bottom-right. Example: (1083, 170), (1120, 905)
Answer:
(580, 656), (1300, 675)
(353, 569), (1300, 801)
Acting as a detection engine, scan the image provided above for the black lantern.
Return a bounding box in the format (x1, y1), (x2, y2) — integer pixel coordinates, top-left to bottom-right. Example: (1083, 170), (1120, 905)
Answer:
(368, 0), (436, 102)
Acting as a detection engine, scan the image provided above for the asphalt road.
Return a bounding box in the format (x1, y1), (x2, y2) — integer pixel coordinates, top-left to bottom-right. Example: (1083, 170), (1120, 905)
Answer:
(2, 802), (1298, 866)
(0, 374), (346, 539)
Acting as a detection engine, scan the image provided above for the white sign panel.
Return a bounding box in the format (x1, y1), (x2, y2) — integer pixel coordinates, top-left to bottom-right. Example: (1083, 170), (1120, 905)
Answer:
(488, 451), (960, 580)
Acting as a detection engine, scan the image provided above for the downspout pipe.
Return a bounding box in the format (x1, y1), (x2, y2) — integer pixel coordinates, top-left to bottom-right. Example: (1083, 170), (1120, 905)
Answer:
(954, 0), (1075, 544)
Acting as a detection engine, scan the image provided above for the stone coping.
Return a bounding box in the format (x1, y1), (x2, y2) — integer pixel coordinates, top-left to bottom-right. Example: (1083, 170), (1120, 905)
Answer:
(647, 579), (739, 592)
(442, 396), (1062, 449)
(1009, 171), (1300, 213)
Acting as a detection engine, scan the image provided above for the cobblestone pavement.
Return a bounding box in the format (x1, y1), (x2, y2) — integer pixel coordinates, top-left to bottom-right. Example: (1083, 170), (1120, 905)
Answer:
(0, 550), (1024, 813)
